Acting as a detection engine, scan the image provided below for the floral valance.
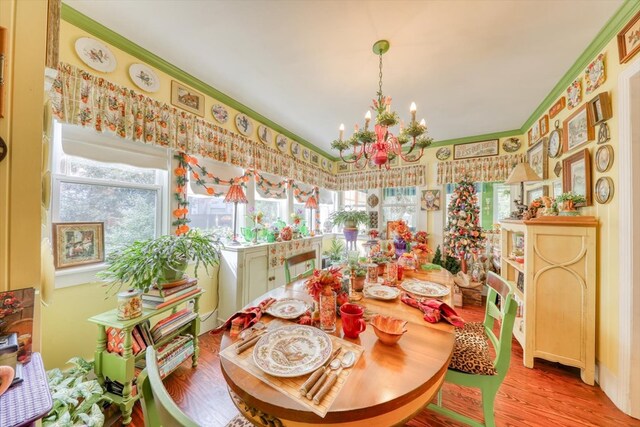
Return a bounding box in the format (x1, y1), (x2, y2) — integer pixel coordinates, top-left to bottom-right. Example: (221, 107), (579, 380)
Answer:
(49, 63), (337, 189)
(436, 153), (526, 184)
(335, 164), (427, 190)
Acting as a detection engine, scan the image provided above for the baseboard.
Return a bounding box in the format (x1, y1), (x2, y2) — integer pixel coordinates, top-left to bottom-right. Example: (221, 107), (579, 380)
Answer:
(597, 362), (621, 412)
(198, 309), (221, 335)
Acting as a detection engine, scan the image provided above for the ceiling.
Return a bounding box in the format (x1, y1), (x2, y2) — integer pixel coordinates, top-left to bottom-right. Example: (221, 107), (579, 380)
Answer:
(64, 0), (622, 155)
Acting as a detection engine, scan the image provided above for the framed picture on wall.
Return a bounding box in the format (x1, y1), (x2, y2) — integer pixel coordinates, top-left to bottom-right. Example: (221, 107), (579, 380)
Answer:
(421, 190), (441, 211)
(562, 148), (592, 206)
(617, 11), (640, 63)
(171, 81), (205, 117)
(52, 222), (104, 269)
(453, 139), (499, 160)
(587, 92), (612, 125)
(539, 115), (549, 137)
(563, 103), (594, 153)
(525, 184), (549, 204)
(551, 179), (563, 197)
(526, 137), (548, 179)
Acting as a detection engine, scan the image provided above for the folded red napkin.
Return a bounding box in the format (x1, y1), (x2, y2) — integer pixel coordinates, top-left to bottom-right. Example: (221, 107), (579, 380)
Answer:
(400, 292), (465, 327)
(210, 297), (276, 334)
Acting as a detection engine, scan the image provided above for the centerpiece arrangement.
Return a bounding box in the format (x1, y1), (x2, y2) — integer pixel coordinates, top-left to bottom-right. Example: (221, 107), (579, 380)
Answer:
(305, 268), (348, 332)
(391, 219), (413, 258)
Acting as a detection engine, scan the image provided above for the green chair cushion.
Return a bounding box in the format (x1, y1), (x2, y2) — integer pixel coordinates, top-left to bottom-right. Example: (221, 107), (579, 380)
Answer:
(450, 322), (497, 376)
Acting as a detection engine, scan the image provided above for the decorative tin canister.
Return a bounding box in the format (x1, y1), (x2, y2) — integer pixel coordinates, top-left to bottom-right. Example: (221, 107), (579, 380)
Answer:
(117, 289), (142, 320)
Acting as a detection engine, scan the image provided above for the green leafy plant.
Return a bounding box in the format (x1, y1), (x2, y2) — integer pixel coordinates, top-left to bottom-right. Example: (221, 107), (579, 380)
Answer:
(371, 254), (391, 265)
(443, 255), (461, 275)
(329, 210), (370, 228)
(44, 357), (111, 427)
(553, 192), (587, 210)
(323, 238), (345, 263)
(98, 229), (222, 293)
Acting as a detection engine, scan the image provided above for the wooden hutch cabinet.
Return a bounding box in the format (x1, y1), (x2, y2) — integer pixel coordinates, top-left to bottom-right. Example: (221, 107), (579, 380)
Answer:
(500, 217), (597, 385)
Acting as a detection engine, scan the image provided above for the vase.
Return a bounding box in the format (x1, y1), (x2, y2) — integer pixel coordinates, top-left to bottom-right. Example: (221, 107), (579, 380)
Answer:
(319, 286), (336, 332)
(393, 236), (407, 258)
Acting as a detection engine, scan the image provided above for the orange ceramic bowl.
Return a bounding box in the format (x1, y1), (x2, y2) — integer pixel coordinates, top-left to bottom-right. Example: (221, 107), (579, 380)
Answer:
(370, 315), (408, 345)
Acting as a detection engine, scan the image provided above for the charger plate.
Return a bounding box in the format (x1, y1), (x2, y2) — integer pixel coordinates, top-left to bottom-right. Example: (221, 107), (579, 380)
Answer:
(401, 279), (450, 298)
(253, 325), (332, 377)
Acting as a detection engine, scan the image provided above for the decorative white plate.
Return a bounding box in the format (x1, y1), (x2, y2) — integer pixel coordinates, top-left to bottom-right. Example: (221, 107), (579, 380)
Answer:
(321, 158), (328, 170)
(211, 104), (229, 124)
(75, 37), (117, 73)
(401, 280), (450, 298)
(290, 141), (301, 158)
(364, 285), (400, 300)
(265, 298), (310, 319)
(235, 113), (253, 136)
(302, 147), (310, 162)
(253, 325), (332, 377)
(257, 125), (272, 144)
(276, 134), (288, 152)
(128, 63), (160, 92)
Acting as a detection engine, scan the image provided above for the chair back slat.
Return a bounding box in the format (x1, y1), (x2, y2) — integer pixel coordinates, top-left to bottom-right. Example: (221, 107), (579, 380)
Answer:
(285, 250), (316, 284)
(484, 272), (518, 378)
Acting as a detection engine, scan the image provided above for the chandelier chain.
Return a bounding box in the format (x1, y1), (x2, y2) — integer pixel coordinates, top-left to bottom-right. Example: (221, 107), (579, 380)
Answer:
(378, 53), (383, 98)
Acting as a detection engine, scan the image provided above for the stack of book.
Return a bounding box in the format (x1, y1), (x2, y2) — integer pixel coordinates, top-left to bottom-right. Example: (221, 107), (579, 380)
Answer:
(157, 334), (195, 378)
(106, 320), (154, 356)
(149, 308), (197, 342)
(142, 277), (200, 309)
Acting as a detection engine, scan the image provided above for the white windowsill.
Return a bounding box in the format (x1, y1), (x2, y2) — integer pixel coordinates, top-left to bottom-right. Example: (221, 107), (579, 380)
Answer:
(55, 263), (106, 289)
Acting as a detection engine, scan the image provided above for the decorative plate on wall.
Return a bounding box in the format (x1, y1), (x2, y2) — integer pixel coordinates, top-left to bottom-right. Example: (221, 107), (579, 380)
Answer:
(276, 135), (288, 153)
(595, 145), (614, 172)
(257, 125), (272, 145)
(595, 177), (614, 204)
(502, 137), (521, 153)
(211, 104), (229, 124)
(235, 113), (253, 136)
(128, 63), (160, 93)
(74, 37), (117, 73)
(301, 147), (310, 162)
(290, 141), (301, 158)
(367, 193), (379, 208)
(435, 147), (451, 160)
(321, 158), (328, 170)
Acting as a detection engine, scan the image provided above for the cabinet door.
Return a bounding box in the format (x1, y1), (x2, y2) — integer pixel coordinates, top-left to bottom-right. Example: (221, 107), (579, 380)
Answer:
(270, 266), (285, 290)
(243, 250), (269, 305)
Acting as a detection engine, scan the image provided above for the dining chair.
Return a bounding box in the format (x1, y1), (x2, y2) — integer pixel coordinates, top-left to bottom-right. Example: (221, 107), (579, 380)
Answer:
(284, 250), (316, 284)
(428, 271), (517, 427)
(139, 346), (199, 427)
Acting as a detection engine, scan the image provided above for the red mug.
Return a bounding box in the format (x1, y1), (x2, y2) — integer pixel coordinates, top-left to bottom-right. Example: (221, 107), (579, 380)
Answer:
(340, 303), (366, 339)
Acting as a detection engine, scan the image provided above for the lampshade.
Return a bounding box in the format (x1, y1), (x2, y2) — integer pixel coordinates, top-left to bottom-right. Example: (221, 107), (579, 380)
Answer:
(304, 195), (318, 210)
(223, 184), (248, 204)
(505, 162), (542, 184)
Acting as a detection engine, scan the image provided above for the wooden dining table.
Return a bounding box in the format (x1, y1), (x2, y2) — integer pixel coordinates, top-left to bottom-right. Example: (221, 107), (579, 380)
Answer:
(219, 268), (456, 427)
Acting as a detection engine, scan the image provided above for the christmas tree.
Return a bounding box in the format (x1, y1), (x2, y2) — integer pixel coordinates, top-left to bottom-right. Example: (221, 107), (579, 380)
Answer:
(443, 178), (484, 260)
(432, 245), (443, 266)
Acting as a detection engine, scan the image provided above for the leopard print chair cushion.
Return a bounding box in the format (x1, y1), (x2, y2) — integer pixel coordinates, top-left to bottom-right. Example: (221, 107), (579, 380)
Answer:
(449, 321), (497, 375)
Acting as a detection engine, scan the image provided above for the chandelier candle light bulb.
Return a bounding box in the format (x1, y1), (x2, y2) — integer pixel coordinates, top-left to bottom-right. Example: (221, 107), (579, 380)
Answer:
(410, 102), (417, 123)
(339, 124), (344, 141)
(365, 111), (371, 130)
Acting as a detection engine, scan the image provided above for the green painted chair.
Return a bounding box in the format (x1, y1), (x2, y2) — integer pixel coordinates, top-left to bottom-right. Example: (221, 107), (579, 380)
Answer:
(284, 250), (316, 284)
(428, 271), (518, 427)
(139, 346), (199, 427)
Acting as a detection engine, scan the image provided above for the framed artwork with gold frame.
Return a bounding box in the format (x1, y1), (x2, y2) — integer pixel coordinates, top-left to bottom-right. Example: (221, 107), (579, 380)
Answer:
(562, 103), (594, 153)
(52, 222), (104, 269)
(562, 148), (592, 206)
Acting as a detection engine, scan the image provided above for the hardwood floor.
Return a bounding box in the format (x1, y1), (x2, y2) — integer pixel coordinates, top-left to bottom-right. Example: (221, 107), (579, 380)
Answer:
(124, 304), (640, 427)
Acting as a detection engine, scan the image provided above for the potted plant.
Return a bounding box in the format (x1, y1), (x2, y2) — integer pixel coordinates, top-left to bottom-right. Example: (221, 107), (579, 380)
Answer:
(371, 254), (391, 276)
(329, 209), (370, 241)
(98, 229), (222, 294)
(554, 192), (587, 216)
(323, 238), (345, 266)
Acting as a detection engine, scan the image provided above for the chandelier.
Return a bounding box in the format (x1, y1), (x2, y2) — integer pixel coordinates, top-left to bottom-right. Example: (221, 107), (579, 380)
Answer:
(331, 40), (432, 170)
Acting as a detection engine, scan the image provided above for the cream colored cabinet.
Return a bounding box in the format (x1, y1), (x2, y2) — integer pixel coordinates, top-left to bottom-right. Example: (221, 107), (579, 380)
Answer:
(218, 237), (322, 323)
(500, 217), (597, 385)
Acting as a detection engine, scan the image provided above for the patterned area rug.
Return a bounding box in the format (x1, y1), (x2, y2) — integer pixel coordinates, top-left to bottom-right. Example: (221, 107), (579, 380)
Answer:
(225, 414), (253, 427)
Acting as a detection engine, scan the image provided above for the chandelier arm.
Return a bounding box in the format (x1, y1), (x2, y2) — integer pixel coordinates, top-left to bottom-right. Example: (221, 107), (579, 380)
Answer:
(397, 143), (425, 162)
(339, 150), (359, 164)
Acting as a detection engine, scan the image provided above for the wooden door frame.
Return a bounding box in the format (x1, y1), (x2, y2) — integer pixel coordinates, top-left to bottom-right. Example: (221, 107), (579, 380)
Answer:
(616, 56), (640, 418)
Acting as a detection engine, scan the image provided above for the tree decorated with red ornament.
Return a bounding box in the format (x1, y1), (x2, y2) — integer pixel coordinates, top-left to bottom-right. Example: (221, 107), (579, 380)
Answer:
(443, 178), (484, 269)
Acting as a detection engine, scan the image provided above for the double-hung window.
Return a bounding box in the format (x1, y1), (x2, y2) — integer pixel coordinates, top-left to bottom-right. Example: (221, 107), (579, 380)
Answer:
(51, 123), (169, 282)
(382, 186), (417, 228)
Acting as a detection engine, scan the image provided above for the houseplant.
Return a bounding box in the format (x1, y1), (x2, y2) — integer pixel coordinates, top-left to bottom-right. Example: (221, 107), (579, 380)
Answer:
(554, 192), (587, 216)
(323, 238), (345, 265)
(329, 209), (370, 241)
(98, 229), (222, 294)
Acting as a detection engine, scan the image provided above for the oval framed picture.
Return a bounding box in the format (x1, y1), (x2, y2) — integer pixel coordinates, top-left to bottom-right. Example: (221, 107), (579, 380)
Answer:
(75, 37), (117, 73)
(435, 147), (451, 161)
(211, 104), (229, 124)
(257, 125), (272, 145)
(276, 134), (288, 153)
(128, 63), (160, 92)
(502, 137), (521, 153)
(595, 144), (613, 173)
(290, 141), (300, 158)
(548, 128), (562, 158)
(595, 177), (614, 204)
(235, 113), (253, 136)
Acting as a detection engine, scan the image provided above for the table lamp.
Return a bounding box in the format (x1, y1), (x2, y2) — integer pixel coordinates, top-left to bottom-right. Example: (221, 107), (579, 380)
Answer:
(304, 195), (318, 234)
(505, 162), (542, 219)
(224, 184), (248, 245)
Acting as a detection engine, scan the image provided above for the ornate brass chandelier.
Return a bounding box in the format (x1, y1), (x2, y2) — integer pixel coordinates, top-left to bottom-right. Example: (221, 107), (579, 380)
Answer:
(331, 40), (432, 170)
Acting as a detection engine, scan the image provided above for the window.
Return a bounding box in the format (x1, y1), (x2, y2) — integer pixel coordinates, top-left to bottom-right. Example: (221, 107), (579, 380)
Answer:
(382, 187), (417, 229)
(187, 189), (234, 234)
(318, 189), (336, 232)
(255, 192), (287, 225)
(52, 123), (168, 259)
(342, 190), (367, 210)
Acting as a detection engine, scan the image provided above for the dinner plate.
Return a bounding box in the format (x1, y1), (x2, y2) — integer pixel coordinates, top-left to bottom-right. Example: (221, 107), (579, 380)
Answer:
(75, 37), (117, 73)
(401, 280), (450, 298)
(364, 285), (400, 300)
(253, 325), (332, 377)
(265, 298), (310, 319)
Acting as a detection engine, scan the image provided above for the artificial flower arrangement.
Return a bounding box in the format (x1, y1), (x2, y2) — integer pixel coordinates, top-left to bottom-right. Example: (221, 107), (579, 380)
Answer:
(413, 231), (429, 244)
(412, 243), (433, 258)
(368, 229), (380, 240)
(305, 268), (350, 306)
(290, 209), (304, 226)
(393, 220), (413, 242)
(247, 209), (264, 225)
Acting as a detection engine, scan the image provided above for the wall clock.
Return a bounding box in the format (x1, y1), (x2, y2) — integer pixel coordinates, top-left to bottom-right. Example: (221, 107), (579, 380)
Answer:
(548, 120), (562, 158)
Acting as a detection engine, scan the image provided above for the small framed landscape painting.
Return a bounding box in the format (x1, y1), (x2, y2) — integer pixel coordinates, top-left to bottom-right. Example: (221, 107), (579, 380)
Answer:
(562, 148), (592, 206)
(52, 222), (104, 269)
(526, 137), (548, 179)
(563, 104), (594, 153)
(421, 190), (441, 211)
(171, 81), (205, 117)
(337, 163), (349, 173)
